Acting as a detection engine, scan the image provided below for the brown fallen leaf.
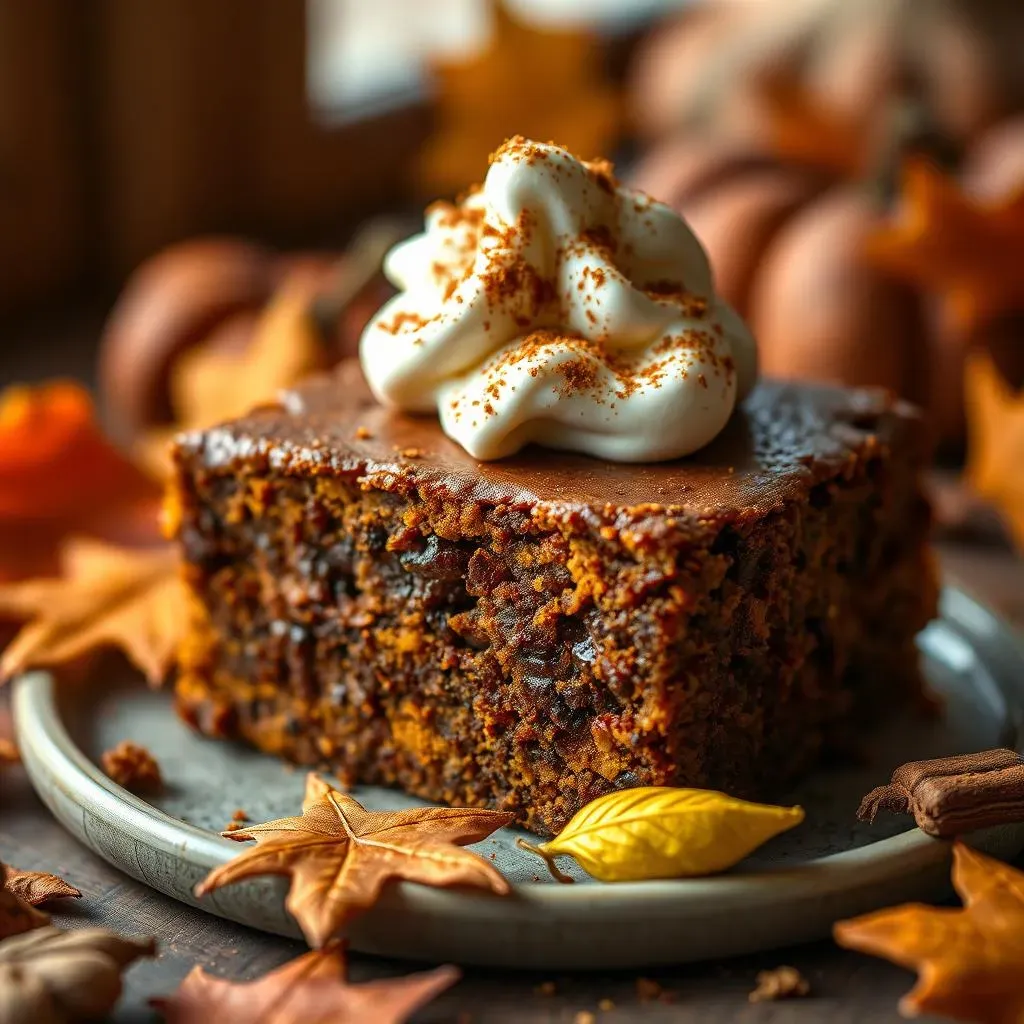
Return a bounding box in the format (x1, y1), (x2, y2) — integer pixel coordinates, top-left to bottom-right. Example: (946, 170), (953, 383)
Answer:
(154, 944), (459, 1024)
(196, 773), (512, 947)
(0, 862), (49, 940)
(964, 350), (1024, 550)
(0, 537), (185, 686)
(418, 1), (620, 196)
(835, 842), (1024, 1023)
(0, 739), (17, 765)
(867, 160), (1024, 333)
(4, 868), (81, 907)
(0, 925), (155, 1024)
(0, 381), (162, 583)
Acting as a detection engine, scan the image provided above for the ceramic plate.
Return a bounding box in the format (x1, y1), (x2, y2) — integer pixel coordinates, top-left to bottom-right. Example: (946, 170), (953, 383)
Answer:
(13, 587), (1024, 969)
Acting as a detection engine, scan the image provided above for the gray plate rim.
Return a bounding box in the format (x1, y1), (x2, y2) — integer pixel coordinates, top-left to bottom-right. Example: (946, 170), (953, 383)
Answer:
(12, 585), (1024, 968)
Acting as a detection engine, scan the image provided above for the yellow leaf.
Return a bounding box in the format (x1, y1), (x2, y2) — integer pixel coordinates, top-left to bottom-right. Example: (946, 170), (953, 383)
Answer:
(418, 1), (620, 196)
(518, 787), (804, 883)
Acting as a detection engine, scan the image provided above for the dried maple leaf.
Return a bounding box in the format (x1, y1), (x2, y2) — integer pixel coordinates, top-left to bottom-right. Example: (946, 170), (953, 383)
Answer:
(963, 351), (1024, 551)
(0, 381), (162, 582)
(417, 1), (620, 195)
(0, 862), (49, 940)
(154, 944), (459, 1024)
(0, 925), (155, 1024)
(4, 868), (81, 907)
(196, 773), (512, 947)
(0, 537), (185, 686)
(835, 842), (1024, 1023)
(866, 159), (1024, 332)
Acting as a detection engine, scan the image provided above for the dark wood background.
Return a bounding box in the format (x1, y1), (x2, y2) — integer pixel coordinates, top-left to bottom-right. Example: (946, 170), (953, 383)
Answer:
(3, 312), (1021, 1022)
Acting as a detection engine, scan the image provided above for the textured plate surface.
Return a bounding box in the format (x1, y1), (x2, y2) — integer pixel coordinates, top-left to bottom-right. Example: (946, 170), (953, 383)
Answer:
(14, 588), (1024, 969)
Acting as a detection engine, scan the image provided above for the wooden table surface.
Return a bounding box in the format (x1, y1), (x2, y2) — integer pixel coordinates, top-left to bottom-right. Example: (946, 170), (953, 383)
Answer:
(2, 309), (1022, 1022)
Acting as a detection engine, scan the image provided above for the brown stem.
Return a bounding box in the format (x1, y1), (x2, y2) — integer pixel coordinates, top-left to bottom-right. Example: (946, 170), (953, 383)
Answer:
(308, 217), (410, 341)
(516, 838), (576, 884)
(868, 95), (961, 210)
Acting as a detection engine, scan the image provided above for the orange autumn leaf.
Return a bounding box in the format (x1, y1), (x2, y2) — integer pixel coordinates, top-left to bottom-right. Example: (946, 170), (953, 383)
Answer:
(867, 159), (1024, 332)
(765, 78), (865, 179)
(0, 538), (185, 686)
(154, 946), (459, 1024)
(4, 868), (81, 907)
(136, 269), (329, 480)
(835, 843), (1024, 1024)
(196, 773), (511, 948)
(417, 1), (620, 196)
(964, 351), (1024, 550)
(0, 382), (162, 582)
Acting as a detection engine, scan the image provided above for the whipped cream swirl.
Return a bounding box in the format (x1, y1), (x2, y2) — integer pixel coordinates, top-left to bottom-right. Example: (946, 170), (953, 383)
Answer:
(359, 137), (758, 462)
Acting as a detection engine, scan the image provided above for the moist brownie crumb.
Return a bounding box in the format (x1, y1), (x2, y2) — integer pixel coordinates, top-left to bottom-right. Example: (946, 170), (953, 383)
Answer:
(170, 361), (936, 835)
(635, 978), (664, 1003)
(749, 966), (811, 1002)
(102, 741), (163, 794)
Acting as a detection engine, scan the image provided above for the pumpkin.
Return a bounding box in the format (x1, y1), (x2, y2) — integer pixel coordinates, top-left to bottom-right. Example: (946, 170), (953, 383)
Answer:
(630, 0), (1024, 151)
(98, 227), (399, 445)
(631, 82), (1024, 450)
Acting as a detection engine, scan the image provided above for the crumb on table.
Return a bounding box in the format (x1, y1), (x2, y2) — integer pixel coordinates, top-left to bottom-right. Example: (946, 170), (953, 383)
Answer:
(224, 807), (251, 831)
(101, 741), (163, 794)
(749, 965), (810, 1002)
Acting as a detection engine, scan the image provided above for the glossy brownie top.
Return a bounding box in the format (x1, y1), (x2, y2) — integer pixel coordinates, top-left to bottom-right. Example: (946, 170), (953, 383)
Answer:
(178, 360), (925, 520)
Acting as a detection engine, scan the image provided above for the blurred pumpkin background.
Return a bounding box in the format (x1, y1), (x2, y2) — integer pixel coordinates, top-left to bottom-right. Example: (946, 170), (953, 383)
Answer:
(2, 0), (1024, 549)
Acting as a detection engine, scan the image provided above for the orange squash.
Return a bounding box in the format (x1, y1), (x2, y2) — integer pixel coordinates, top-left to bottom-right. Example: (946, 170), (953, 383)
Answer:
(98, 234), (395, 445)
(631, 0), (1024, 150)
(631, 101), (1024, 450)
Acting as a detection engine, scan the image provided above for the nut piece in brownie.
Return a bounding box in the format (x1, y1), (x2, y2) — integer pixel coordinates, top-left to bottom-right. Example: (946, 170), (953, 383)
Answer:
(168, 362), (936, 835)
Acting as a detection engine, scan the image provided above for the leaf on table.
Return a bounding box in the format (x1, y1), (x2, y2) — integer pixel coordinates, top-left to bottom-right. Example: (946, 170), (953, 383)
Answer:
(417, 0), (620, 196)
(0, 863), (49, 940)
(964, 352), (1024, 551)
(4, 868), (81, 907)
(835, 842), (1024, 1024)
(0, 381), (162, 582)
(0, 538), (185, 686)
(195, 773), (512, 948)
(153, 945), (459, 1024)
(866, 159), (1024, 332)
(518, 787), (804, 883)
(0, 925), (155, 1024)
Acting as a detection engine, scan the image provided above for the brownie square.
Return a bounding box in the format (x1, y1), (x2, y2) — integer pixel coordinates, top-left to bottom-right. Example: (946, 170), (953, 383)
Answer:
(168, 361), (936, 835)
